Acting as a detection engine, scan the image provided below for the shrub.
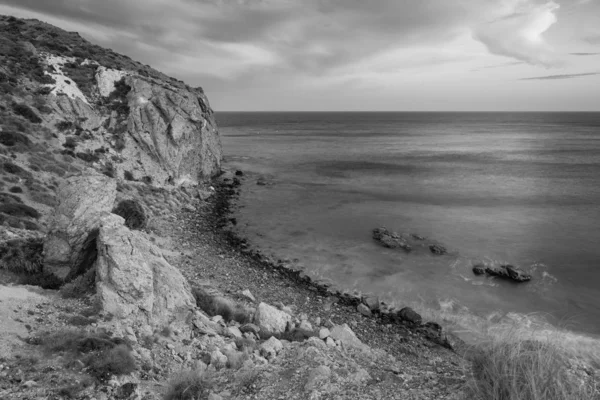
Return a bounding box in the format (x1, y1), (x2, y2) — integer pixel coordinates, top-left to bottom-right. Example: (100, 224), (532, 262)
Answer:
(0, 203), (41, 219)
(192, 287), (251, 324)
(107, 78), (131, 116)
(86, 344), (136, 381)
(124, 170), (135, 181)
(112, 199), (147, 230)
(75, 151), (100, 163)
(0, 131), (30, 147)
(0, 238), (44, 274)
(101, 162), (115, 178)
(12, 103), (42, 123)
(141, 175), (152, 185)
(9, 186), (23, 193)
(467, 337), (597, 400)
(56, 120), (74, 131)
(164, 370), (212, 400)
(60, 267), (96, 299)
(3, 161), (28, 175)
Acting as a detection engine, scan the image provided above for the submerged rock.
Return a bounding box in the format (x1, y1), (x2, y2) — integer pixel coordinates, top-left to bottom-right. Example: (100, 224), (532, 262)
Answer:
(429, 244), (447, 255)
(372, 228), (412, 252)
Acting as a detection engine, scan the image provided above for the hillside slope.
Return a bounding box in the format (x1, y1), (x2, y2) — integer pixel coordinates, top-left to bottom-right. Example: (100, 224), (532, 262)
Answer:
(0, 14), (221, 233)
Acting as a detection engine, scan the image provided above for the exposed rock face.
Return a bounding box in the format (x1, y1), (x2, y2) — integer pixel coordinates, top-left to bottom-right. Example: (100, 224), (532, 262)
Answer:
(95, 214), (195, 326)
(253, 302), (292, 335)
(122, 75), (222, 185)
(43, 173), (116, 281)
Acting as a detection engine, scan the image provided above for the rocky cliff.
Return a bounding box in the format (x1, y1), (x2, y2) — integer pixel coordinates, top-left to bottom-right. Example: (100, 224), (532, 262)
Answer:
(0, 15), (221, 233)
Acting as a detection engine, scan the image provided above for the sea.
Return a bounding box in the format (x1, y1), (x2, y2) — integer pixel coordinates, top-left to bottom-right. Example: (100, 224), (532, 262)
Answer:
(216, 112), (600, 340)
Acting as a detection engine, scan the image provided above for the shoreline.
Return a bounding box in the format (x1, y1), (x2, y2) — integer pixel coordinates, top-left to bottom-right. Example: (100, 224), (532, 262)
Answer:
(208, 169), (464, 352)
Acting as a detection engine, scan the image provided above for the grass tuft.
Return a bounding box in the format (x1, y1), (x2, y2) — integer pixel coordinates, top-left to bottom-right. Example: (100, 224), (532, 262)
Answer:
(466, 331), (598, 400)
(112, 199), (147, 230)
(164, 369), (212, 400)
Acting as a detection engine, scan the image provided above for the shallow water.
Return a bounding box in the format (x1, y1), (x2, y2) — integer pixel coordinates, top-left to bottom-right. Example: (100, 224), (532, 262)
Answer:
(217, 112), (600, 335)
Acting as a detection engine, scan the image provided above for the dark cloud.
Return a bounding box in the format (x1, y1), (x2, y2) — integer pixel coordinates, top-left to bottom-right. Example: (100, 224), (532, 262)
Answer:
(570, 52), (600, 56)
(519, 72), (600, 80)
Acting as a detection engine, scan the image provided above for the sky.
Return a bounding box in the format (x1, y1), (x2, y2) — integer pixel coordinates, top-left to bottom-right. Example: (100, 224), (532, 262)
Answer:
(1, 0), (599, 111)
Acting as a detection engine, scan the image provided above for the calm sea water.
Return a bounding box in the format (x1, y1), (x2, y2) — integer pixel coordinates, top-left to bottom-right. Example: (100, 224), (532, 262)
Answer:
(217, 112), (600, 335)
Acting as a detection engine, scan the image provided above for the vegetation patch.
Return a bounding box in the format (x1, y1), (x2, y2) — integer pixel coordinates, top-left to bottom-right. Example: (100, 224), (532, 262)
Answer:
(107, 78), (131, 116)
(0, 203), (41, 219)
(467, 337), (597, 400)
(164, 369), (213, 400)
(37, 330), (136, 381)
(192, 287), (251, 324)
(0, 237), (44, 275)
(0, 131), (30, 147)
(12, 103), (42, 123)
(112, 199), (147, 230)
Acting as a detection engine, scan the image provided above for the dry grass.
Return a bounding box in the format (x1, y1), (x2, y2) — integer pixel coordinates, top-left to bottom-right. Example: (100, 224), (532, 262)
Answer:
(164, 369), (213, 400)
(192, 287), (252, 324)
(464, 328), (598, 400)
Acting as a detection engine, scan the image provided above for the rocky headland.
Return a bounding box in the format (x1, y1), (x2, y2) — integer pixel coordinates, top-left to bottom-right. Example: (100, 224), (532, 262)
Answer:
(0, 14), (597, 400)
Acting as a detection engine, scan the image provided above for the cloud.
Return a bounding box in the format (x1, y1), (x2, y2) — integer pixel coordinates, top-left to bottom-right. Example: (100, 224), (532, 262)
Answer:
(473, 0), (561, 67)
(570, 52), (600, 56)
(519, 72), (600, 80)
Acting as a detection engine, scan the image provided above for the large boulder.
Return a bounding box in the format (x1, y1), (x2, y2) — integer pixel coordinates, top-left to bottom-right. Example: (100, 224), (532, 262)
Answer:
(372, 228), (411, 251)
(95, 214), (195, 326)
(329, 324), (368, 351)
(43, 173), (116, 282)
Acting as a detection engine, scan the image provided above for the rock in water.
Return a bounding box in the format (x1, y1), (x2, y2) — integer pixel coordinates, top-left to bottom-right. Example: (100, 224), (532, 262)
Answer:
(95, 214), (195, 326)
(253, 302), (292, 335)
(429, 244), (447, 255)
(474, 263), (532, 283)
(43, 173), (116, 282)
(372, 228), (412, 252)
(394, 307), (422, 326)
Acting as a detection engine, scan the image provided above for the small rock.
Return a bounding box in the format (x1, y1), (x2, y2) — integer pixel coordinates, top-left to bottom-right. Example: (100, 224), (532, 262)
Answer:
(472, 264), (486, 275)
(429, 244), (447, 255)
(298, 320), (313, 331)
(363, 296), (380, 312)
(227, 326), (243, 338)
(304, 365), (331, 392)
(240, 323), (261, 335)
(325, 337), (336, 347)
(319, 328), (330, 340)
(210, 350), (228, 370)
(22, 380), (36, 388)
(260, 336), (283, 360)
(357, 303), (372, 317)
(208, 393), (223, 400)
(240, 289), (256, 302)
(329, 324), (367, 350)
(314, 317), (321, 326)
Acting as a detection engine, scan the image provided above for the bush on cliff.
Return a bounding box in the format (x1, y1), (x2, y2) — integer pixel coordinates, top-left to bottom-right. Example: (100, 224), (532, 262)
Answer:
(164, 369), (213, 400)
(112, 199), (147, 230)
(0, 237), (44, 274)
(12, 103), (42, 123)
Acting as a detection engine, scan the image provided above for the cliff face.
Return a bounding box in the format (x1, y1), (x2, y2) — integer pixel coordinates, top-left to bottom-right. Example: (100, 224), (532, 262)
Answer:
(0, 14), (221, 233)
(0, 15), (221, 189)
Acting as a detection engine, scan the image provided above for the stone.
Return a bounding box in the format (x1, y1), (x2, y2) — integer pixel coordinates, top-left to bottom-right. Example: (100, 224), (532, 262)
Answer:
(207, 393), (223, 400)
(253, 303), (292, 335)
(319, 328), (330, 340)
(325, 337), (336, 347)
(363, 296), (380, 312)
(43, 173), (116, 281)
(472, 264), (486, 275)
(240, 323), (261, 335)
(395, 307), (422, 325)
(259, 336), (283, 360)
(298, 320), (313, 331)
(476, 263), (532, 282)
(227, 326), (243, 338)
(357, 303), (372, 317)
(95, 215), (195, 326)
(372, 227), (412, 252)
(429, 244), (447, 255)
(329, 324), (367, 350)
(240, 289), (256, 302)
(304, 365), (331, 392)
(197, 188), (215, 201)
